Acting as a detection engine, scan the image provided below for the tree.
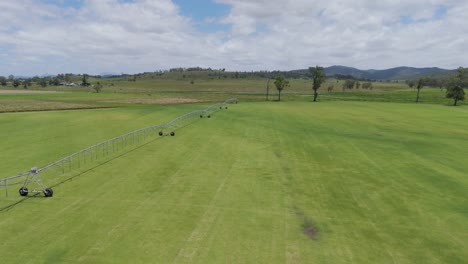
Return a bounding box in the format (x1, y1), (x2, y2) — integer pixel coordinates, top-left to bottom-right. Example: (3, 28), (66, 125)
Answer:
(437, 79), (445, 90)
(274, 75), (289, 101)
(355, 81), (361, 89)
(343, 79), (355, 90)
(39, 78), (48, 88)
(266, 75), (272, 101)
(64, 74), (71, 82)
(93, 82), (103, 93)
(327, 84), (334, 93)
(406, 80), (415, 89)
(0, 76), (7, 87)
(12, 79), (21, 88)
(23, 79), (32, 89)
(446, 82), (465, 106)
(362, 82), (373, 90)
(309, 66), (325, 102)
(416, 78), (424, 103)
(457, 66), (468, 86)
(50, 78), (60, 86)
(446, 67), (466, 106)
(81, 74), (90, 86)
(8, 75), (14, 81)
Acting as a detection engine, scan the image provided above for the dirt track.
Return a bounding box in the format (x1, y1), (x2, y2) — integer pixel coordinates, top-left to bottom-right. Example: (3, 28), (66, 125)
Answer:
(102, 97), (203, 104)
(0, 90), (63, 94)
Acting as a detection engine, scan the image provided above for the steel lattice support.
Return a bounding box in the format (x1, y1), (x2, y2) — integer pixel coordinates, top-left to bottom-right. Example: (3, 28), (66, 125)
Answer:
(0, 98), (237, 198)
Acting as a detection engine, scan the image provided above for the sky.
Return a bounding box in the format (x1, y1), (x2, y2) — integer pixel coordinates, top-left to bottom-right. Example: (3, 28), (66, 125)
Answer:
(0, 0), (467, 76)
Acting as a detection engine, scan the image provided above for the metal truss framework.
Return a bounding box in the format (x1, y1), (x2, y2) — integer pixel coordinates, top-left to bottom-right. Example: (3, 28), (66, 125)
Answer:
(0, 98), (237, 198)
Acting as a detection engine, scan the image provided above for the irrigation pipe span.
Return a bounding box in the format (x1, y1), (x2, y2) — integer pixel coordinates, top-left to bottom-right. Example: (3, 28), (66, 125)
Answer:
(0, 98), (237, 199)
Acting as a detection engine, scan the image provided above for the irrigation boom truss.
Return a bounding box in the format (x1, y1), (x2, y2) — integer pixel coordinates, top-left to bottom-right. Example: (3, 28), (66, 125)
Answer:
(0, 98), (237, 200)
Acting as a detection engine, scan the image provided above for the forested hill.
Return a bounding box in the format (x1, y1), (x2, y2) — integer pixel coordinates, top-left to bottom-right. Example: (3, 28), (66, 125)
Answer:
(321, 65), (455, 80)
(4, 65), (458, 83)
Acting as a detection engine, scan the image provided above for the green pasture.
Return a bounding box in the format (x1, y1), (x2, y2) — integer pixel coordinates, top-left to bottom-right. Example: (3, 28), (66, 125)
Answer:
(0, 101), (467, 263)
(2, 71), (462, 113)
(0, 82), (462, 114)
(51, 76), (405, 94)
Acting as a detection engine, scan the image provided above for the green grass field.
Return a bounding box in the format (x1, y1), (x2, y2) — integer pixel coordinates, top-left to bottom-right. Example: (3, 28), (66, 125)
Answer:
(1, 84), (462, 114)
(1, 101), (467, 263)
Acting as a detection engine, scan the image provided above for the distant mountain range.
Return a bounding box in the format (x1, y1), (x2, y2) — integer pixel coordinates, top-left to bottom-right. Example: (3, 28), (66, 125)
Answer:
(14, 66), (458, 80)
(321, 65), (456, 80)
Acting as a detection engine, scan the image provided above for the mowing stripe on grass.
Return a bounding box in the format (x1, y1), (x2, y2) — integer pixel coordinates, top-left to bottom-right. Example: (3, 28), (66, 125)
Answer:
(0, 98), (237, 210)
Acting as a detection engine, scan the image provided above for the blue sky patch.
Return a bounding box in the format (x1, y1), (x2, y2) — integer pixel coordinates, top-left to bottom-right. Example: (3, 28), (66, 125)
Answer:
(41, 0), (137, 9)
(399, 4), (448, 25)
(173, 0), (230, 32)
(433, 5), (448, 19)
(399, 15), (413, 25)
(41, 0), (84, 8)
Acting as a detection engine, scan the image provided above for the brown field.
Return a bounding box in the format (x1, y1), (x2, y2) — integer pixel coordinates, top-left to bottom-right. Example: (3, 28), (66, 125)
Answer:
(0, 100), (106, 113)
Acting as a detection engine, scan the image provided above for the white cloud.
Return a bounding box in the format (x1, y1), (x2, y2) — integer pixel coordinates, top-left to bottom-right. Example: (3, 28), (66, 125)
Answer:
(0, 0), (466, 76)
(0, 0), (213, 75)
(215, 0), (467, 70)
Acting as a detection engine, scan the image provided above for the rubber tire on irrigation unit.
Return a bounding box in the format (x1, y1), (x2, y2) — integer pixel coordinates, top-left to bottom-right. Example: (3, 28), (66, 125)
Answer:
(170, 132), (175, 136)
(207, 115), (211, 118)
(159, 131), (163, 136)
(225, 106), (228, 109)
(200, 115), (203, 118)
(19, 187), (29, 196)
(44, 188), (53, 197)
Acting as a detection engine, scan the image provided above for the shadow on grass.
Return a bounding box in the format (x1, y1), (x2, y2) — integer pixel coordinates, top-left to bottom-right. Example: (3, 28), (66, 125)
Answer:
(294, 206), (319, 240)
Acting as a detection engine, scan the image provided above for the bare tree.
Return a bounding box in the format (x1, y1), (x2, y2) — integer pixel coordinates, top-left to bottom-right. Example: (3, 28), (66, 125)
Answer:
(416, 78), (424, 103)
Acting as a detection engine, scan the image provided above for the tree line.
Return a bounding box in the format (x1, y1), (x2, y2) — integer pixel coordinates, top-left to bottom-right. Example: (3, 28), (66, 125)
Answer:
(271, 66), (466, 106)
(1, 67), (466, 105)
(0, 74), (95, 89)
(272, 66), (327, 102)
(405, 67), (466, 105)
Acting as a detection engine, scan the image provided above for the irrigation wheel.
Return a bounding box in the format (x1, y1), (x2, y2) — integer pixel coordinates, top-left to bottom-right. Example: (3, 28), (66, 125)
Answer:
(44, 188), (53, 197)
(19, 187), (29, 196)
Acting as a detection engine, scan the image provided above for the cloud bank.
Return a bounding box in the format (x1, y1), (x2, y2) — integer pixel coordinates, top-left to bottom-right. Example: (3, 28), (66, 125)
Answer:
(0, 0), (466, 75)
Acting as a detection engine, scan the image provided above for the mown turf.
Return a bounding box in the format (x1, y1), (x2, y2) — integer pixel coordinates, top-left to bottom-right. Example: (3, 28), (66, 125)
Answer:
(0, 101), (467, 263)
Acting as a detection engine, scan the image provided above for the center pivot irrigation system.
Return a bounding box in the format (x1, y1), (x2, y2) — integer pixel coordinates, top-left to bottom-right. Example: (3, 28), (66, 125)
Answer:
(0, 98), (237, 201)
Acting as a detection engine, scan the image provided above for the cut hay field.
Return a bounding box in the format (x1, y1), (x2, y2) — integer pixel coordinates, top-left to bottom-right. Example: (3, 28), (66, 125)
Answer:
(0, 101), (467, 263)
